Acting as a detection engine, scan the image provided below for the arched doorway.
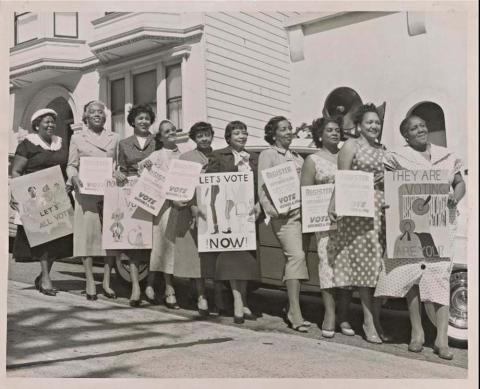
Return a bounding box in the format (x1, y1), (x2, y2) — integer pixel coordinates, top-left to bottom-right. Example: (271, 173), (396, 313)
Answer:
(47, 97), (74, 145)
(408, 101), (446, 147)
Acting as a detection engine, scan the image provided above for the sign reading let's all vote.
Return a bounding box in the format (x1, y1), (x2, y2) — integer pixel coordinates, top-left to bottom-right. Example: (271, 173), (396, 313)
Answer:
(10, 165), (74, 247)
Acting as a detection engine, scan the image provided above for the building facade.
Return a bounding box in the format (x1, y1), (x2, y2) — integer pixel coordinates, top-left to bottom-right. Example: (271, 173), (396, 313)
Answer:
(9, 11), (295, 154)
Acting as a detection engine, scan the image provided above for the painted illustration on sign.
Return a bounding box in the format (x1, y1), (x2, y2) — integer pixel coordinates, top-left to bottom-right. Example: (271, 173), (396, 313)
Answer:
(385, 169), (451, 259)
(197, 172), (256, 252)
(10, 165), (74, 247)
(335, 170), (374, 217)
(102, 178), (153, 250)
(261, 161), (301, 213)
(78, 156), (113, 195)
(301, 184), (336, 233)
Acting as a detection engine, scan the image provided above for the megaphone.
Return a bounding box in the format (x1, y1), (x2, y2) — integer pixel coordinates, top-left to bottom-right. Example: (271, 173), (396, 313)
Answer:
(322, 87), (386, 141)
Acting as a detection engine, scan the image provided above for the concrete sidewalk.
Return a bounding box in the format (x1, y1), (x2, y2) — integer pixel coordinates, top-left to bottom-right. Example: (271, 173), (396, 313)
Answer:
(6, 281), (467, 378)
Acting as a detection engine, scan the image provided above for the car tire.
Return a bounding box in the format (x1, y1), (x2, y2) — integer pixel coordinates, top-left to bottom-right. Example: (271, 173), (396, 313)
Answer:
(114, 256), (149, 286)
(425, 270), (468, 345)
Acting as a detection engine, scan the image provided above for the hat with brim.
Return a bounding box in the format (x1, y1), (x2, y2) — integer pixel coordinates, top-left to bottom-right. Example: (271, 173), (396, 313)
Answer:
(31, 108), (57, 124)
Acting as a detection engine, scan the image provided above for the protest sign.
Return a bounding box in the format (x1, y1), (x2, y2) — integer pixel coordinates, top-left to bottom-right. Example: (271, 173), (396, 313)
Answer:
(261, 161), (301, 213)
(129, 165), (167, 216)
(102, 178), (153, 250)
(335, 170), (374, 217)
(164, 159), (202, 202)
(197, 172), (256, 252)
(78, 156), (112, 195)
(385, 169), (451, 259)
(10, 165), (74, 247)
(301, 184), (336, 233)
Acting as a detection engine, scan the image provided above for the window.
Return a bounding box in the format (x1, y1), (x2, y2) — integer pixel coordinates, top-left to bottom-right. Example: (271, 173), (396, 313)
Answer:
(166, 64), (182, 131)
(54, 12), (78, 38)
(409, 102), (446, 147)
(133, 70), (157, 116)
(14, 12), (39, 45)
(111, 78), (125, 133)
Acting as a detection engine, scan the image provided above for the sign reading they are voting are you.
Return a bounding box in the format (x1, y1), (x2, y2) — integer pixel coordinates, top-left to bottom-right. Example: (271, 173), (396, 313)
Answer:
(261, 161), (301, 213)
(385, 169), (451, 259)
(10, 165), (74, 247)
(197, 172), (256, 252)
(301, 184), (336, 233)
(335, 170), (375, 217)
(78, 156), (113, 195)
(102, 178), (153, 250)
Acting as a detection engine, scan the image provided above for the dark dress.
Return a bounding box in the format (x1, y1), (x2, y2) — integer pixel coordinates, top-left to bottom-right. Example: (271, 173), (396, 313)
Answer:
(206, 146), (260, 281)
(12, 137), (73, 262)
(114, 134), (156, 262)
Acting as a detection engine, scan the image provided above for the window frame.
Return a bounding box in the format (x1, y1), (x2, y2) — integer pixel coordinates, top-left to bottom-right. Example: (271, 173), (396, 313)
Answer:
(53, 12), (79, 39)
(14, 12), (39, 46)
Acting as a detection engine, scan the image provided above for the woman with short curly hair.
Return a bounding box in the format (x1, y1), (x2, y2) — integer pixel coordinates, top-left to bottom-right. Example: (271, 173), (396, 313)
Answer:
(328, 103), (390, 344)
(258, 116), (310, 332)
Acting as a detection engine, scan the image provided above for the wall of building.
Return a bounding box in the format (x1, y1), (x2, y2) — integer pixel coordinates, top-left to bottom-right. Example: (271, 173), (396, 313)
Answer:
(289, 11), (468, 165)
(204, 12), (293, 147)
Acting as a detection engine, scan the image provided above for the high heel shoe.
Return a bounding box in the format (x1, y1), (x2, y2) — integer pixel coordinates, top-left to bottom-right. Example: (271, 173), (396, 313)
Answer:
(433, 345), (453, 360)
(102, 289), (117, 299)
(284, 313), (309, 333)
(362, 324), (382, 344)
(39, 285), (57, 296)
(129, 299), (141, 307)
(408, 340), (424, 353)
(34, 275), (41, 290)
(233, 316), (245, 324)
(86, 293), (98, 301)
(338, 322), (355, 336)
(321, 328), (335, 338)
(164, 294), (180, 310)
(197, 298), (210, 317)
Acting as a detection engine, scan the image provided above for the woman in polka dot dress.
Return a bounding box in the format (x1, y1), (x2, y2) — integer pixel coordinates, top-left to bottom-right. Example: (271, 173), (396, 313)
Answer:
(328, 104), (389, 344)
(300, 117), (355, 338)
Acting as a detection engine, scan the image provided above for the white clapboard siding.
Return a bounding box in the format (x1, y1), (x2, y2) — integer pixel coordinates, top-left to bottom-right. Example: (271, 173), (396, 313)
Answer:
(208, 107), (271, 132)
(206, 71), (290, 103)
(204, 11), (292, 134)
(207, 27), (289, 63)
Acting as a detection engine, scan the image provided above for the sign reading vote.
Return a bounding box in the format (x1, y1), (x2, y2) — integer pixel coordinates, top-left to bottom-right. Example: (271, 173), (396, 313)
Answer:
(130, 165), (167, 216)
(10, 165), (74, 247)
(261, 161), (301, 213)
(197, 172), (256, 252)
(385, 169), (451, 259)
(78, 156), (112, 195)
(301, 184), (336, 233)
(335, 170), (374, 218)
(164, 159), (202, 202)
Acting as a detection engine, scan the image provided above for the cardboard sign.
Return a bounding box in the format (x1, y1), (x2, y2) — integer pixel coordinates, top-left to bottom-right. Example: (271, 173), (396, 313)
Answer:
(78, 156), (112, 195)
(197, 172), (256, 252)
(335, 170), (374, 217)
(385, 169), (451, 259)
(164, 159), (203, 202)
(10, 165), (74, 247)
(261, 161), (301, 213)
(301, 184), (336, 233)
(102, 178), (153, 250)
(129, 165), (167, 216)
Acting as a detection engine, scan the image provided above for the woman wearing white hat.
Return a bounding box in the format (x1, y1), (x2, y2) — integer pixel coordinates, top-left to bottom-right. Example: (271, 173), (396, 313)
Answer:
(10, 108), (73, 296)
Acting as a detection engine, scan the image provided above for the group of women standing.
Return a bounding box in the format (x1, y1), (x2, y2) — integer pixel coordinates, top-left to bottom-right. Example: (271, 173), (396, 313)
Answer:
(10, 100), (465, 361)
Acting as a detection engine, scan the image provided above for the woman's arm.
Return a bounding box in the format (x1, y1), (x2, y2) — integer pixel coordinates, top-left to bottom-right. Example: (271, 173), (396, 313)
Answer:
(11, 155), (28, 178)
(450, 172), (466, 206)
(337, 139), (356, 171)
(300, 155), (316, 187)
(257, 150), (278, 218)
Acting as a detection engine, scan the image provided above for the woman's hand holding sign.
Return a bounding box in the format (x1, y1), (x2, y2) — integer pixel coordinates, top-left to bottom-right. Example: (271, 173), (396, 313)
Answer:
(71, 176), (83, 193)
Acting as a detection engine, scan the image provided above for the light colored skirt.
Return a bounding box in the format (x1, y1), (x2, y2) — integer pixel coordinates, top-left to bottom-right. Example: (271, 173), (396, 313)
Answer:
(149, 201), (177, 273)
(73, 193), (106, 257)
